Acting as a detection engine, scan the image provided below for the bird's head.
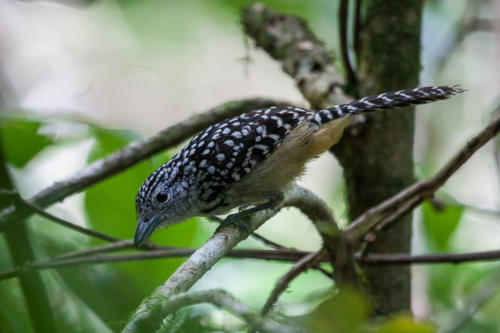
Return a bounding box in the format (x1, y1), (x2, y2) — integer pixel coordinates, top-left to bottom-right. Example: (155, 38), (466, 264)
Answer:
(134, 163), (191, 247)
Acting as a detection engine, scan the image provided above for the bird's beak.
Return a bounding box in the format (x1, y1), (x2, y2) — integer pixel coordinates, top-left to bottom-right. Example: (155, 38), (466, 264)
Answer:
(134, 213), (161, 247)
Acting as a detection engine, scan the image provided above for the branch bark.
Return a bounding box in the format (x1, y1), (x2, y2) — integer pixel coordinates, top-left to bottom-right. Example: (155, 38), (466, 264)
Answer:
(121, 187), (336, 332)
(138, 289), (303, 333)
(242, 3), (351, 109)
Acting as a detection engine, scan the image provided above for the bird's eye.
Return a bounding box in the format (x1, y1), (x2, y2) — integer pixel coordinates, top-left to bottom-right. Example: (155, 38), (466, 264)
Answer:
(156, 193), (168, 203)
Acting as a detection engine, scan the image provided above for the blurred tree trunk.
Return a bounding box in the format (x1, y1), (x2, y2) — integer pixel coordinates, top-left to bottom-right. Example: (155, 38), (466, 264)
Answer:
(334, 0), (423, 314)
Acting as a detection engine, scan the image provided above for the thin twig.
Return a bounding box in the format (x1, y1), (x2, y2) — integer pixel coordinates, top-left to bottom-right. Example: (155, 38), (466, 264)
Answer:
(47, 240), (134, 261)
(261, 249), (327, 316)
(339, 0), (357, 85)
(2, 186), (339, 284)
(0, 98), (287, 231)
(344, 109), (500, 242)
(249, 233), (289, 249)
(358, 249), (500, 265)
(0, 190), (120, 243)
(0, 246), (313, 281)
(7, 244), (500, 282)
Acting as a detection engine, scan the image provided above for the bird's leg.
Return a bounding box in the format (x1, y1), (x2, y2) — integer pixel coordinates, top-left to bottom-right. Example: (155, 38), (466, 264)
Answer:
(216, 193), (284, 235)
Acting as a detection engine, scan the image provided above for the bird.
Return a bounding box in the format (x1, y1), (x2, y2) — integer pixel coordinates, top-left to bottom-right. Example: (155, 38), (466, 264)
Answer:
(134, 85), (463, 247)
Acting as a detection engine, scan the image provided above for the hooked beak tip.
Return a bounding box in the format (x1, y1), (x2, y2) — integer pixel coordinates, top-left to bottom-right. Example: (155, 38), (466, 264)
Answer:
(134, 215), (160, 248)
(133, 230), (147, 248)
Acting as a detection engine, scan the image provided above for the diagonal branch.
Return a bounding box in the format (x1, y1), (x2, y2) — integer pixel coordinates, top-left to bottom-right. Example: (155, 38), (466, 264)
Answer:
(260, 249), (327, 316)
(121, 186), (336, 333)
(344, 109), (500, 242)
(139, 289), (302, 333)
(0, 189), (120, 242)
(0, 98), (287, 231)
(242, 3), (352, 109)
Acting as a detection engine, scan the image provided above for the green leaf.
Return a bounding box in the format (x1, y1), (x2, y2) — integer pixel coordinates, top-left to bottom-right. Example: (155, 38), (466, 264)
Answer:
(0, 118), (54, 168)
(0, 282), (33, 333)
(84, 127), (200, 294)
(306, 287), (370, 333)
(422, 200), (463, 250)
(375, 316), (435, 333)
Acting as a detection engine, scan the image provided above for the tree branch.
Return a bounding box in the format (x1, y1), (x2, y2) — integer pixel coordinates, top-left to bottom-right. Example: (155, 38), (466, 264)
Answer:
(121, 186), (334, 332)
(1, 187), (340, 283)
(344, 109), (500, 242)
(358, 249), (500, 265)
(0, 247), (316, 282)
(0, 189), (120, 242)
(138, 289), (303, 333)
(0, 98), (288, 231)
(242, 3), (352, 109)
(7, 244), (500, 283)
(282, 186), (355, 284)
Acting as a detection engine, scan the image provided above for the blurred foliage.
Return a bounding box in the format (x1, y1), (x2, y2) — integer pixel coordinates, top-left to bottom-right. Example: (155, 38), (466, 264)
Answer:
(427, 263), (500, 333)
(0, 0), (499, 332)
(305, 287), (436, 333)
(0, 114), (205, 332)
(1, 117), (54, 168)
(374, 316), (435, 333)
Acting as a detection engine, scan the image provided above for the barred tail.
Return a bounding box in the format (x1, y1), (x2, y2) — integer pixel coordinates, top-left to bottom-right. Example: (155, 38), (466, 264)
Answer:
(309, 85), (464, 126)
